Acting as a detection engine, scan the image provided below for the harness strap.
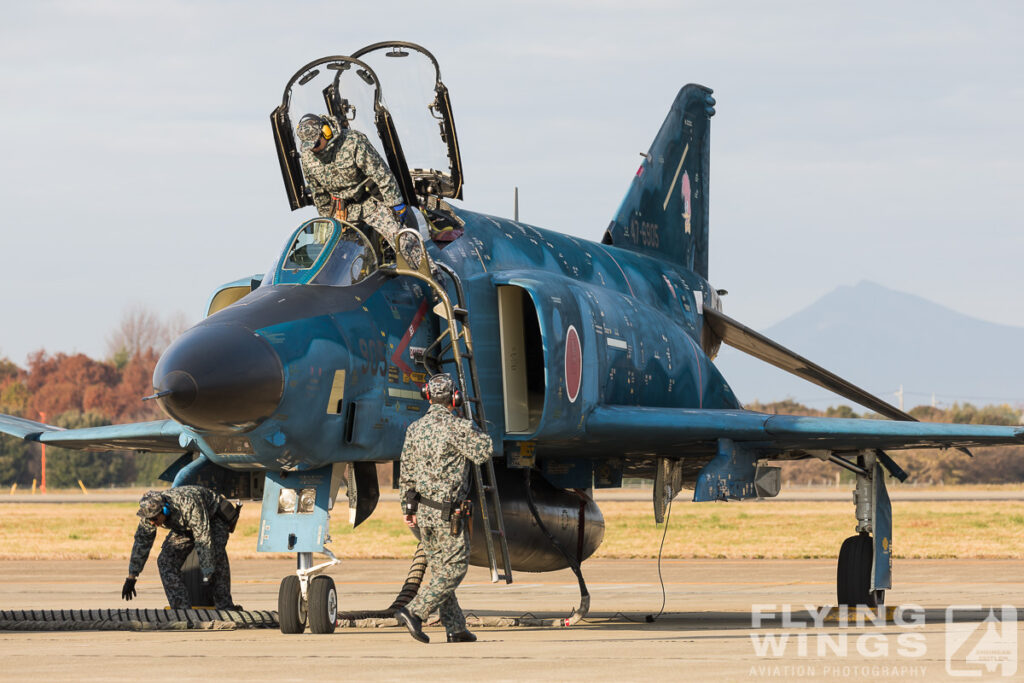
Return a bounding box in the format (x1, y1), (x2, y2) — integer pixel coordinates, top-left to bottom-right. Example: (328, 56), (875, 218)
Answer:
(412, 493), (458, 520)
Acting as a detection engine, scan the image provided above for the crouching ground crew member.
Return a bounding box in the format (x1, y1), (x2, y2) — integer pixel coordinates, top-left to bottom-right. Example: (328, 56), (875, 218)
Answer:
(395, 373), (493, 644)
(121, 486), (242, 611)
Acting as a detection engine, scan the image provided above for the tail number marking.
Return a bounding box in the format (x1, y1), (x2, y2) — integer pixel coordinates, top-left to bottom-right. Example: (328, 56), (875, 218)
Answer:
(628, 218), (660, 248)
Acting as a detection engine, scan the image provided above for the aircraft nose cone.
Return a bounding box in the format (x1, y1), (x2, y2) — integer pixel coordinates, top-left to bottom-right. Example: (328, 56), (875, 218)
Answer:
(153, 323), (284, 433)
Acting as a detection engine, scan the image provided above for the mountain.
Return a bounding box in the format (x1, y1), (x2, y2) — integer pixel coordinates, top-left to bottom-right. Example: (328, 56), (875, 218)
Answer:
(713, 281), (1024, 410)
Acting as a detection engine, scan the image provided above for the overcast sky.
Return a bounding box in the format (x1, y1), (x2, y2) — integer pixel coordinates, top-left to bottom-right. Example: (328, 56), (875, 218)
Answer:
(1, 1), (1021, 367)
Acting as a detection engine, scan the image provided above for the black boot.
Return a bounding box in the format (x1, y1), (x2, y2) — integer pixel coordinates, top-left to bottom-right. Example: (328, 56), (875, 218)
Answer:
(395, 606), (430, 643)
(446, 630), (477, 643)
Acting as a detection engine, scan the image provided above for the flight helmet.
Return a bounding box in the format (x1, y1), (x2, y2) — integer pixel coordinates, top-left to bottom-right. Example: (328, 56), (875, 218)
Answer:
(296, 114), (336, 149)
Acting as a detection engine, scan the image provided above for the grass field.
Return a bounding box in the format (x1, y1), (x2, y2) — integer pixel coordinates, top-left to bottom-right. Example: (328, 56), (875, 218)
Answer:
(1, 497), (1022, 561)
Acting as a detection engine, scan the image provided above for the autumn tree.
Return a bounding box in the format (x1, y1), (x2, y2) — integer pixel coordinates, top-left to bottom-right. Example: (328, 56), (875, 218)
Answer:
(0, 357), (28, 417)
(113, 348), (164, 422)
(24, 351), (119, 419)
(106, 305), (192, 369)
(0, 303), (192, 486)
(106, 305), (165, 367)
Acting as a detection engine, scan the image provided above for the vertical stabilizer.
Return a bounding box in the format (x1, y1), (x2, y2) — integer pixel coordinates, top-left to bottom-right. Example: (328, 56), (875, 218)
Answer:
(603, 84), (715, 278)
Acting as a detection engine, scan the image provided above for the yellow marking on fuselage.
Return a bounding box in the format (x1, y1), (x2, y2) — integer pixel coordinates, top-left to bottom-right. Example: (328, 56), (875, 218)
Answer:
(473, 245), (488, 272)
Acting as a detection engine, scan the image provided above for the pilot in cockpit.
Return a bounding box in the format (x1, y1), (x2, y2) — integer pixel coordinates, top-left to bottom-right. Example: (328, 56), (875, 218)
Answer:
(295, 113), (426, 270)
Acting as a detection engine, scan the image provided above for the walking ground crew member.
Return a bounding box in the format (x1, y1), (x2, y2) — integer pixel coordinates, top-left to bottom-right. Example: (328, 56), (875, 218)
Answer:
(395, 373), (493, 643)
(295, 113), (424, 268)
(121, 486), (241, 611)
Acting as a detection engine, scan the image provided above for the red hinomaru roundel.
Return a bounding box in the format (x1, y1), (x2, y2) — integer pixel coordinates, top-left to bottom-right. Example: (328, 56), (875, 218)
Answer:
(565, 325), (582, 403)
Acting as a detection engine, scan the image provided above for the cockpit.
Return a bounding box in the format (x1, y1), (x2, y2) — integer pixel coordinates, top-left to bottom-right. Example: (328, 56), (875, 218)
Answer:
(270, 218), (379, 287)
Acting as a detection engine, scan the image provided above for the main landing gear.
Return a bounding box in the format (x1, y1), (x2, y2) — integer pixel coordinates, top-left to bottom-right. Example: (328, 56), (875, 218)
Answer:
(278, 550), (340, 634)
(837, 532), (882, 608)
(833, 451), (892, 608)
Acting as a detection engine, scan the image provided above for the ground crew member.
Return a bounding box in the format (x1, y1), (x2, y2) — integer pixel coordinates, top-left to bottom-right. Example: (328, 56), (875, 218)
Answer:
(295, 113), (424, 268)
(395, 373), (492, 643)
(121, 486), (241, 611)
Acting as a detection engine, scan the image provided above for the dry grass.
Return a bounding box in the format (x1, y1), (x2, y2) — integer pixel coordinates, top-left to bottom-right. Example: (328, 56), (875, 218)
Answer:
(1, 499), (1022, 561)
(593, 501), (1024, 559)
(0, 503), (419, 561)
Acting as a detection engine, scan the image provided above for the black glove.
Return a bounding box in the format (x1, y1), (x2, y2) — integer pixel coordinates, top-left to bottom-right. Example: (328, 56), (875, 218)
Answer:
(121, 577), (137, 601)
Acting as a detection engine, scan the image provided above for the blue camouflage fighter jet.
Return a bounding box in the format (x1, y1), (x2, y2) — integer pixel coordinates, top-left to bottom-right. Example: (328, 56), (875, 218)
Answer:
(2, 42), (1021, 634)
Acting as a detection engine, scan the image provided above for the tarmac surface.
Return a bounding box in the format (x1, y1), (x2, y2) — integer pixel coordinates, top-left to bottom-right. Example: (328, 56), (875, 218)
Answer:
(1, 558), (1021, 681)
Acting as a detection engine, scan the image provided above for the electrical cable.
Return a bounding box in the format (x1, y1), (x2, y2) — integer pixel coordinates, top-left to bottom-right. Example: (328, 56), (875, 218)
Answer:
(645, 496), (673, 622)
(523, 469), (590, 624)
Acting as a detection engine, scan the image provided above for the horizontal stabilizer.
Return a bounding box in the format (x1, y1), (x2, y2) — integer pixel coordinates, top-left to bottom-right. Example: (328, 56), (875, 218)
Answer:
(0, 415), (189, 453)
(586, 406), (1024, 454)
(704, 308), (916, 422)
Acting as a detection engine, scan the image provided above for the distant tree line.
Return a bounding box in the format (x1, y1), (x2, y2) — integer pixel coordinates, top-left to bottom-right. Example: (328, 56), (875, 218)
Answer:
(747, 400), (1024, 485)
(0, 307), (187, 489)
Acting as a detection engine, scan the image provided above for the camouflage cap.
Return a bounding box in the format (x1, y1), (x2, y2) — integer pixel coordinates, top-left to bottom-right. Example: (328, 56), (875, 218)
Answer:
(137, 490), (165, 519)
(427, 373), (455, 403)
(296, 114), (326, 146)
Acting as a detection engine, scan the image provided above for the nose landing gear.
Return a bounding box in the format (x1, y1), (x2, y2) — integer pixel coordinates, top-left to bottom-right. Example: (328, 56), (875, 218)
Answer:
(278, 549), (341, 634)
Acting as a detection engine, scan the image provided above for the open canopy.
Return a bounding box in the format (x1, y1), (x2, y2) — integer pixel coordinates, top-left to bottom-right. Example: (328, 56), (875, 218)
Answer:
(351, 41), (463, 200)
(271, 43), (464, 213)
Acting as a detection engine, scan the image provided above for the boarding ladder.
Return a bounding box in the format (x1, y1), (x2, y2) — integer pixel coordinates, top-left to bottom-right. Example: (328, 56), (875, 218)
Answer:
(390, 228), (514, 584)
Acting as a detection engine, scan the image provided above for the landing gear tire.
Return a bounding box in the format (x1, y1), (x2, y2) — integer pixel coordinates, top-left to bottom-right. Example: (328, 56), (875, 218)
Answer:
(182, 549), (214, 607)
(837, 532), (881, 607)
(278, 575), (307, 634)
(307, 575), (338, 634)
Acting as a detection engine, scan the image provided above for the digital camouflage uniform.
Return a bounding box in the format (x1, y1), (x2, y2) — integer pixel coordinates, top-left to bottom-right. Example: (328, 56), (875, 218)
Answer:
(128, 486), (235, 610)
(297, 115), (425, 268)
(399, 378), (492, 633)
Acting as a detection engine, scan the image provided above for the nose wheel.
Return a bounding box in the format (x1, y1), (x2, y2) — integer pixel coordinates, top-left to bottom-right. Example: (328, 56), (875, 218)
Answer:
(308, 576), (338, 634)
(278, 575), (307, 633)
(278, 550), (340, 634)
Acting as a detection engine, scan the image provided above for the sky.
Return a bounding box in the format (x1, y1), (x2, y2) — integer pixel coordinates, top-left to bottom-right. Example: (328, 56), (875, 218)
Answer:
(1, 1), (1022, 367)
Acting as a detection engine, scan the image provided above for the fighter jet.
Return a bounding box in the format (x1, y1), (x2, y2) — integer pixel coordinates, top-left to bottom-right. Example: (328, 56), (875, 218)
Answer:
(2, 42), (1021, 634)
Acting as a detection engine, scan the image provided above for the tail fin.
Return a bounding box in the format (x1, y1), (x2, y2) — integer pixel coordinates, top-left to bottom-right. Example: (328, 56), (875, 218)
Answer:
(602, 84), (715, 278)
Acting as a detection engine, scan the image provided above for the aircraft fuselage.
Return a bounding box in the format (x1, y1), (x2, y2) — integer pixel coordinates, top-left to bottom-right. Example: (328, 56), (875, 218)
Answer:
(153, 207), (740, 474)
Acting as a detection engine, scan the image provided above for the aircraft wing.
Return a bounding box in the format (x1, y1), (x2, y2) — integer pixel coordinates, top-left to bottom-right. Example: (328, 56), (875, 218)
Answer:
(0, 415), (189, 453)
(586, 406), (1024, 454)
